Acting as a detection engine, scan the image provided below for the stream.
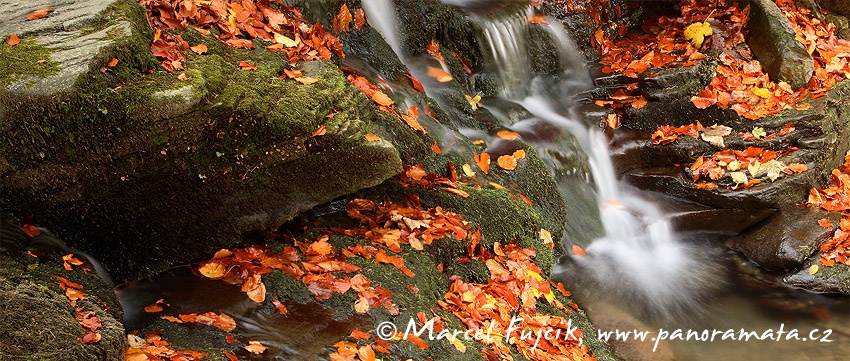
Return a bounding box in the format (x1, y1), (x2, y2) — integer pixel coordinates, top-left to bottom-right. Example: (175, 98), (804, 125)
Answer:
(116, 1), (850, 360)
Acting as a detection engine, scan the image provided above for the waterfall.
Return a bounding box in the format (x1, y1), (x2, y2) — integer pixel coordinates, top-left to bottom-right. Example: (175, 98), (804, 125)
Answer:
(364, 1), (719, 317)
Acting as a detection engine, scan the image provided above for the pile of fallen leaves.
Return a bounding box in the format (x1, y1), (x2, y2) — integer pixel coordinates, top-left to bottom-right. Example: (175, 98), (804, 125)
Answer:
(688, 146), (806, 190)
(807, 151), (850, 267)
(596, 0), (850, 120)
(438, 241), (593, 361)
(125, 331), (209, 361)
(140, 0), (345, 71)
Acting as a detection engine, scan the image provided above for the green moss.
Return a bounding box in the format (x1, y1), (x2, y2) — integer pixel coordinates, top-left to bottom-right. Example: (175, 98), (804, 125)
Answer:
(0, 38), (59, 87)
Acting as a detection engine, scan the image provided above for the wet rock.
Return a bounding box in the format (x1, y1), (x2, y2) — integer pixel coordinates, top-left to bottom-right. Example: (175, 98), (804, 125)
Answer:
(669, 207), (775, 234)
(729, 205), (841, 270)
(784, 257), (850, 294)
(745, 0), (814, 89)
(821, 0), (850, 16)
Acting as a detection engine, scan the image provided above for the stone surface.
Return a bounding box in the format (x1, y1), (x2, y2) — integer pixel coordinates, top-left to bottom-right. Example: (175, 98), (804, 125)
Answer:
(821, 0), (850, 16)
(784, 256), (850, 293)
(0, 220), (125, 361)
(745, 0), (814, 89)
(729, 205), (841, 270)
(1, 0), (132, 94)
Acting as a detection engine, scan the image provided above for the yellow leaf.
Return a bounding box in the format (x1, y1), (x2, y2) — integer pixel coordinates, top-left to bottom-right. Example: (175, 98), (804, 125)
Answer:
(274, 32), (299, 47)
(465, 93), (481, 110)
(752, 87), (770, 98)
(462, 163), (475, 177)
(427, 66), (453, 82)
(684, 21), (712, 49)
(730, 171), (748, 185)
(809, 264), (819, 275)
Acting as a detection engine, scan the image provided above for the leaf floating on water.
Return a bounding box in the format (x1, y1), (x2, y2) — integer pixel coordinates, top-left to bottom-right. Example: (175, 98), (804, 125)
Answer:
(426, 66), (453, 82)
(571, 244), (586, 256)
(496, 130), (520, 140)
(244, 341), (267, 354)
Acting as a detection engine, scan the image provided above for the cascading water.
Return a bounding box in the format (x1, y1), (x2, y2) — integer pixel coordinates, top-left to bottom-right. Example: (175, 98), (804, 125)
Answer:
(363, 0), (720, 318)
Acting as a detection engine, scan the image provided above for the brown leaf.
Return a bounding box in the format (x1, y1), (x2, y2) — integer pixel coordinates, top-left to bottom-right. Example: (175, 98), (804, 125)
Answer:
(107, 58), (118, 67)
(244, 341), (267, 354)
(6, 34), (20, 46)
(354, 8), (367, 30)
(81, 332), (101, 344)
(26, 7), (54, 21)
(239, 61), (257, 70)
(190, 44), (208, 54)
(335, 4), (352, 33)
(312, 124), (327, 136)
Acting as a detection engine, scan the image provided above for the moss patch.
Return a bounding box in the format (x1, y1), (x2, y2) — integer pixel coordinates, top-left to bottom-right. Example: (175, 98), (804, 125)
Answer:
(0, 38), (59, 87)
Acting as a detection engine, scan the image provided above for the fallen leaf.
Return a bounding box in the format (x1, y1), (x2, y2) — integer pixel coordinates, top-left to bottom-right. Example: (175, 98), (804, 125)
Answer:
(571, 244), (586, 256)
(809, 264), (819, 275)
(223, 350), (239, 361)
(760, 159), (787, 181)
(497, 155), (517, 170)
(365, 134), (380, 142)
(426, 66), (453, 82)
(461, 164), (475, 177)
(81, 332), (101, 344)
(272, 299), (289, 316)
(239, 61), (257, 70)
(788, 163), (808, 173)
(190, 44), (208, 54)
(700, 125), (732, 147)
(312, 124), (327, 136)
(496, 130), (520, 140)
(244, 341), (267, 354)
(335, 4), (353, 33)
(296, 77), (319, 85)
(108, 58), (119, 67)
(26, 7), (54, 21)
(475, 152), (490, 174)
(177, 72), (188, 81)
(684, 21), (712, 49)
(370, 90), (393, 106)
(6, 34), (20, 46)
(818, 218), (834, 229)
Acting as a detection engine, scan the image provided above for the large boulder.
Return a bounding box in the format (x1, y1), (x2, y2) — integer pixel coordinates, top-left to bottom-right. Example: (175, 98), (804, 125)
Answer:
(745, 0), (814, 89)
(0, 0), (410, 283)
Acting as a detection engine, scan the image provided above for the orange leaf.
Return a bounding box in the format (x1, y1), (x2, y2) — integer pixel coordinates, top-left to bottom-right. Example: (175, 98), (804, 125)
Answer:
(198, 261), (226, 279)
(273, 299), (289, 316)
(108, 58), (119, 67)
(335, 4), (353, 33)
(370, 90), (394, 106)
(190, 44), (208, 54)
(818, 218), (834, 229)
(312, 124), (327, 136)
(571, 244), (587, 256)
(358, 345), (377, 361)
(512, 149), (526, 159)
(351, 329), (371, 340)
(177, 72), (188, 81)
(354, 8), (367, 30)
(497, 155), (517, 171)
(6, 34), (20, 46)
(426, 66), (452, 82)
(787, 163), (808, 173)
(406, 334), (429, 349)
(401, 105), (426, 133)
(632, 96), (648, 109)
(223, 350), (238, 361)
(244, 341), (267, 354)
(431, 142), (441, 154)
(26, 7), (54, 21)
(475, 152), (490, 174)
(239, 61), (257, 70)
(365, 133), (381, 142)
(426, 39), (444, 62)
(496, 130), (520, 140)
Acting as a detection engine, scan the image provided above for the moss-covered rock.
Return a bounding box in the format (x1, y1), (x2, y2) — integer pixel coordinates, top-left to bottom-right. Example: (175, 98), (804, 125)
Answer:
(0, 222), (124, 361)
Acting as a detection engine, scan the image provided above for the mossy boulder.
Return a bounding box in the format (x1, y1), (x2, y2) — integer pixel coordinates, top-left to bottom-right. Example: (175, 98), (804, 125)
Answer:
(0, 0), (410, 283)
(0, 221), (125, 361)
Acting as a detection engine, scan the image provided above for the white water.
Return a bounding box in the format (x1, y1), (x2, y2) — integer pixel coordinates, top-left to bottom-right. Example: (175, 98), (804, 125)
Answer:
(364, 0), (719, 317)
